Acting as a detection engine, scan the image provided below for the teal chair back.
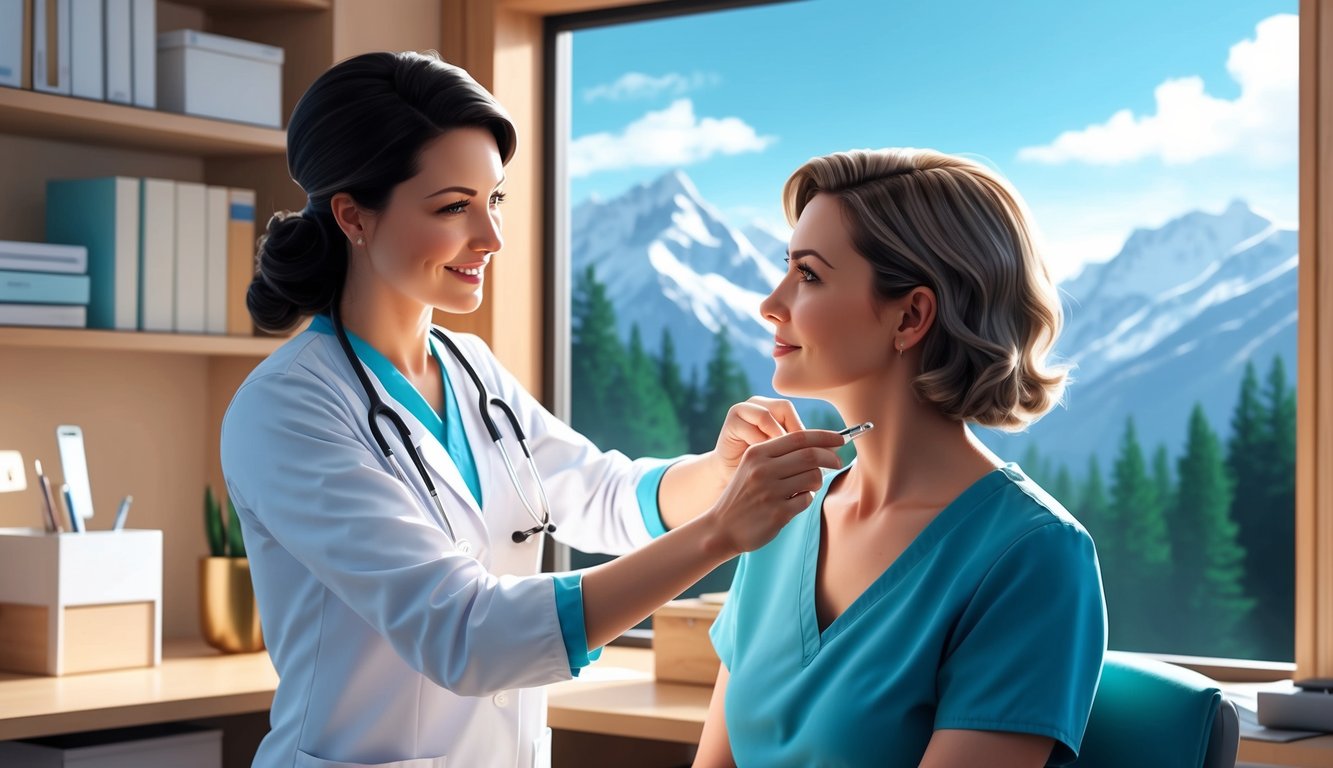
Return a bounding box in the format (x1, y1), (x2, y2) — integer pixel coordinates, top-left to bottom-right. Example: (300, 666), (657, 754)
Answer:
(1069, 651), (1239, 768)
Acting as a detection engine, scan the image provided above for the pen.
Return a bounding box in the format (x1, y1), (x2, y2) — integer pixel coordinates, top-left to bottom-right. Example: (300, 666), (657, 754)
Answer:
(62, 483), (84, 533)
(34, 460), (60, 533)
(837, 421), (875, 443)
(113, 495), (133, 531)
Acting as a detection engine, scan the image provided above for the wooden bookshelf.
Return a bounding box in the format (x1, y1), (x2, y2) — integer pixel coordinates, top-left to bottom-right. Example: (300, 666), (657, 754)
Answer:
(0, 88), (286, 157)
(0, 327), (286, 357)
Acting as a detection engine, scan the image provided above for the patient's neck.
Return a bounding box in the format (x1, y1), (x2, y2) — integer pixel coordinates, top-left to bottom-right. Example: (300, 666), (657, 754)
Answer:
(828, 384), (1001, 520)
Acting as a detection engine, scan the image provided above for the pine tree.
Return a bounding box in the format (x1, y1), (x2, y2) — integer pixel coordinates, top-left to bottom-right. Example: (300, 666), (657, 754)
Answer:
(570, 265), (628, 449)
(618, 324), (687, 458)
(1052, 464), (1077, 512)
(1111, 418), (1172, 651)
(1078, 455), (1116, 641)
(683, 367), (709, 454)
(657, 327), (689, 427)
(699, 326), (752, 452)
(1153, 442), (1186, 608)
(1227, 361), (1267, 632)
(1020, 444), (1044, 486)
(1176, 404), (1253, 656)
(1253, 356), (1297, 658)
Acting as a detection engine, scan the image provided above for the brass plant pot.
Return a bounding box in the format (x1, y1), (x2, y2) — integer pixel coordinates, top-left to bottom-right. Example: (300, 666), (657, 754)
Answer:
(200, 557), (265, 653)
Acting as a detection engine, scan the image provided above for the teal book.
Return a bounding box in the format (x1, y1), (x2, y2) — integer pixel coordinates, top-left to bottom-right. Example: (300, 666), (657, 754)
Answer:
(45, 176), (141, 330)
(0, 269), (90, 304)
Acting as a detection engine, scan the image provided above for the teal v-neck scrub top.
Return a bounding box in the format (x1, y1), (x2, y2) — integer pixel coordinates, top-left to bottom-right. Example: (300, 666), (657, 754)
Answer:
(308, 314), (482, 505)
(710, 463), (1106, 767)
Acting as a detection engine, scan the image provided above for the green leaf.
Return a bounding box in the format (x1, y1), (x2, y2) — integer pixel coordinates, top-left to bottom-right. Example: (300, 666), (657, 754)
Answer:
(205, 486), (225, 557)
(226, 498), (246, 558)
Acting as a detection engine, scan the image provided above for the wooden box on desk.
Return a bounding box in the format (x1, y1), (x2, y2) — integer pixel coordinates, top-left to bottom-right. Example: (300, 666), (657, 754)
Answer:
(652, 596), (724, 685)
(0, 528), (162, 676)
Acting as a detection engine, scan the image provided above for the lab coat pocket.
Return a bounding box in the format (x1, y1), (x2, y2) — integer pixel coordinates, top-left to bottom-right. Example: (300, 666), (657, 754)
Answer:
(532, 726), (552, 768)
(295, 750), (447, 768)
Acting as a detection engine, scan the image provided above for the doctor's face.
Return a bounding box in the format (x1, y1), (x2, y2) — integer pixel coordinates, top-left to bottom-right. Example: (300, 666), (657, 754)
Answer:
(759, 193), (897, 397)
(360, 127), (506, 314)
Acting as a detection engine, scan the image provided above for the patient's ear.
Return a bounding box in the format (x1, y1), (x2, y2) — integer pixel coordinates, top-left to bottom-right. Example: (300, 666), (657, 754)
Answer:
(895, 286), (937, 352)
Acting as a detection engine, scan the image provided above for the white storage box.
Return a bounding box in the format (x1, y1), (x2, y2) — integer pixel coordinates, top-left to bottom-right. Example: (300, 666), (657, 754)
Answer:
(0, 723), (221, 768)
(0, 528), (162, 676)
(156, 29), (284, 127)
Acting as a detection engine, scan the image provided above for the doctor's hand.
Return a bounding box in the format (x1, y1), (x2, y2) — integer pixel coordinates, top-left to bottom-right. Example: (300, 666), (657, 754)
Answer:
(713, 396), (806, 487)
(703, 428), (845, 558)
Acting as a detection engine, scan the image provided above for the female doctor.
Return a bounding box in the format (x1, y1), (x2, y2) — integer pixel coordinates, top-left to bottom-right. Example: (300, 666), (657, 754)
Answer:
(219, 51), (845, 768)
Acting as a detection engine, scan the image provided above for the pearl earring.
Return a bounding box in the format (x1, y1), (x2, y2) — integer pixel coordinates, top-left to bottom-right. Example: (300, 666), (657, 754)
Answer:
(355, 236), (364, 246)
(896, 339), (904, 356)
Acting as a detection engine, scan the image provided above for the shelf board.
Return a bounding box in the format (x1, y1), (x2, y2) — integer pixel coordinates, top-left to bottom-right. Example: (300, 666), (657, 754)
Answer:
(167, 0), (330, 10)
(0, 88), (285, 157)
(0, 327), (286, 357)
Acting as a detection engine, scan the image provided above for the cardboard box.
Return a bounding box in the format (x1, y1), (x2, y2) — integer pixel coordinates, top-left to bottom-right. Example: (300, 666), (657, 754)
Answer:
(0, 723), (221, 767)
(0, 528), (162, 676)
(652, 597), (723, 686)
(156, 29), (283, 127)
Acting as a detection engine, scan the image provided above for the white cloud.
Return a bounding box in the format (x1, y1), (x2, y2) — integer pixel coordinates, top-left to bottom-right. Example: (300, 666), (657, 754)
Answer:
(583, 71), (720, 102)
(1018, 14), (1296, 167)
(569, 99), (776, 178)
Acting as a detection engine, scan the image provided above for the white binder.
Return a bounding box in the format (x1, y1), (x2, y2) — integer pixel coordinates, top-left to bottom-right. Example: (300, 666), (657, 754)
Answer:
(104, 0), (131, 104)
(139, 178), (175, 332)
(69, 0), (103, 100)
(173, 182), (207, 334)
(204, 186), (229, 335)
(130, 0), (153, 108)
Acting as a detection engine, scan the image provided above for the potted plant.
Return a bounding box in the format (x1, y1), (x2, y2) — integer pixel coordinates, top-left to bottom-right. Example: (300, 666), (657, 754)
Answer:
(199, 486), (264, 653)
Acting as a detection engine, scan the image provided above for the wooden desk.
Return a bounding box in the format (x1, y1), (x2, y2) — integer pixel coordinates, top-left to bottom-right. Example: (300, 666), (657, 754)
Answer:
(0, 641), (277, 741)
(2, 641), (1332, 768)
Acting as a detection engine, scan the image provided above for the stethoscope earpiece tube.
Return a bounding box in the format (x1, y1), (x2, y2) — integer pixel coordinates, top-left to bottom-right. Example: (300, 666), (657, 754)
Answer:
(331, 309), (556, 548)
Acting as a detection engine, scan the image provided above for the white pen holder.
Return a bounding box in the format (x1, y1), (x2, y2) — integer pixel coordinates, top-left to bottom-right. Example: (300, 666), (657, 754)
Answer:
(0, 528), (162, 676)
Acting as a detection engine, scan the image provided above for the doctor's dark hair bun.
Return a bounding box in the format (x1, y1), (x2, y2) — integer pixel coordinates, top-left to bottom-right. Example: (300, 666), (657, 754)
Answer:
(248, 50), (517, 333)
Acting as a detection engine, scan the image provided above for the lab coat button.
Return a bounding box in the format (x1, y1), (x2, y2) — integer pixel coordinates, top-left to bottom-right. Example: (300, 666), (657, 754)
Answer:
(493, 691), (510, 707)
(455, 540), (473, 554)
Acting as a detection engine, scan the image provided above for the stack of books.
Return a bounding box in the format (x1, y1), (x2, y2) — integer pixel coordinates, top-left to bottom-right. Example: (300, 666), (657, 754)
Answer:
(0, 0), (157, 108)
(40, 176), (257, 335)
(0, 240), (90, 328)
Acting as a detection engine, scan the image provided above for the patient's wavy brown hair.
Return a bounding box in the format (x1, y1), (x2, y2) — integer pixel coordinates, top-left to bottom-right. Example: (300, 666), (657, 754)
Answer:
(783, 148), (1069, 431)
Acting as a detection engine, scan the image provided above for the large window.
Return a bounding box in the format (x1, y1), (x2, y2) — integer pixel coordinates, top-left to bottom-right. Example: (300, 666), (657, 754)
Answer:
(549, 0), (1299, 659)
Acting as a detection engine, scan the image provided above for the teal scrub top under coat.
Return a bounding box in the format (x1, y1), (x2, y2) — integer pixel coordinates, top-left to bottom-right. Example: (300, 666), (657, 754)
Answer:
(710, 462), (1107, 768)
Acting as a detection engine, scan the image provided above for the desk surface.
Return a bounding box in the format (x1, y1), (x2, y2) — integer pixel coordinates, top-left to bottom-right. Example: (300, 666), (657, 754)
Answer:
(0, 642), (1330, 767)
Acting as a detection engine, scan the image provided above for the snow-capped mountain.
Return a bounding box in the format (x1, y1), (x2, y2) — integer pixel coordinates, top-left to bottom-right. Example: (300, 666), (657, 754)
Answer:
(570, 170), (1298, 472)
(571, 170), (784, 392)
(741, 220), (792, 264)
(1057, 200), (1295, 383)
(988, 201), (1297, 469)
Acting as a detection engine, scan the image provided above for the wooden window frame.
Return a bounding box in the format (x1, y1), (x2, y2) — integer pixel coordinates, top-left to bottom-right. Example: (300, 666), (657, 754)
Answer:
(446, 0), (1332, 681)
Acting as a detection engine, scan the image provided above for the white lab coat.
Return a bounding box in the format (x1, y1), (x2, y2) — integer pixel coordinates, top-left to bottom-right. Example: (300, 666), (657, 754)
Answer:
(220, 326), (666, 768)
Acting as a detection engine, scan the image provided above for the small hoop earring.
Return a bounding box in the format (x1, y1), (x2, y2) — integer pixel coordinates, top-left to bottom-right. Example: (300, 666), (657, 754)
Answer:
(896, 339), (904, 357)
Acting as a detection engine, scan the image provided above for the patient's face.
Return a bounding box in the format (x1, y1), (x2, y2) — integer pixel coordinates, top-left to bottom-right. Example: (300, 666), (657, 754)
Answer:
(760, 193), (896, 397)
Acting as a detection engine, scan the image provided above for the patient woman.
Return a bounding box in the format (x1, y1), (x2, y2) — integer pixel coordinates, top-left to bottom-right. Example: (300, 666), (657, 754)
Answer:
(694, 149), (1107, 768)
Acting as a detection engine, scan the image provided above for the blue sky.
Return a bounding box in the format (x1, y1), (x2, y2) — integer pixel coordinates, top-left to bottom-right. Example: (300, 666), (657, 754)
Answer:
(568, 0), (1298, 283)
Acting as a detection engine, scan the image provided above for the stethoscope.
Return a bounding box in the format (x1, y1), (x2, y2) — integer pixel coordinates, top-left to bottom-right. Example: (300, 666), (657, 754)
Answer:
(330, 306), (556, 545)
